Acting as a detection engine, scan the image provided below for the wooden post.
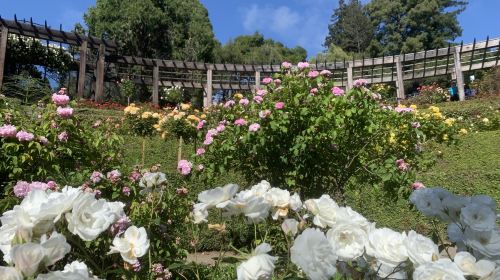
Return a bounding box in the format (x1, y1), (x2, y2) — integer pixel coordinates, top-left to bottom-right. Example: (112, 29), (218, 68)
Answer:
(395, 56), (405, 101)
(0, 27), (8, 90)
(205, 67), (213, 107)
(95, 44), (106, 103)
(255, 71), (261, 90)
(77, 40), (87, 99)
(453, 46), (465, 101)
(152, 63), (159, 105)
(346, 62), (353, 90)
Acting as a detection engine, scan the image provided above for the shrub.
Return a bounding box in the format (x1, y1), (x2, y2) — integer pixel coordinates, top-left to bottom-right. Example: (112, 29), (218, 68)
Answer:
(405, 83), (449, 105)
(472, 67), (500, 95)
(186, 65), (458, 200)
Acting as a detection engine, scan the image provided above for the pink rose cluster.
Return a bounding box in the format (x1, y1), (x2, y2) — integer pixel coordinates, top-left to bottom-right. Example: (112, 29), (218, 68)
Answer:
(0, 124), (18, 138)
(307, 70), (320, 78)
(234, 118), (248, 126)
(13, 180), (58, 198)
(259, 109), (271, 119)
(249, 123), (260, 132)
(204, 127), (221, 145)
(90, 171), (104, 183)
(129, 170), (142, 182)
(56, 106), (73, 118)
(353, 79), (368, 87)
(223, 100), (235, 108)
(197, 120), (206, 130)
(107, 169), (122, 183)
(281, 61), (292, 69)
(395, 159), (408, 171)
(196, 147), (206, 155)
(275, 102), (285, 109)
(58, 131), (69, 142)
(297, 62), (310, 69)
(239, 98), (250, 106)
(16, 130), (35, 142)
(177, 159), (193, 175)
(320, 69), (332, 76)
(331, 87), (345, 96)
(262, 77), (273, 85)
(51, 90), (70, 106)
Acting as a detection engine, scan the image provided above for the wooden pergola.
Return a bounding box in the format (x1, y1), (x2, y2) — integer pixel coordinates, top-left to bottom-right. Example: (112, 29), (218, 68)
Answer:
(0, 16), (499, 107)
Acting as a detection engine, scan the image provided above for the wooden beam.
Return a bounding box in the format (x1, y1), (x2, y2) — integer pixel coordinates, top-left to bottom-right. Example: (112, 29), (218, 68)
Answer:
(205, 67), (213, 108)
(95, 44), (106, 103)
(152, 64), (159, 105)
(0, 26), (8, 90)
(77, 40), (87, 99)
(395, 56), (405, 101)
(255, 71), (261, 90)
(453, 46), (465, 101)
(346, 62), (353, 90)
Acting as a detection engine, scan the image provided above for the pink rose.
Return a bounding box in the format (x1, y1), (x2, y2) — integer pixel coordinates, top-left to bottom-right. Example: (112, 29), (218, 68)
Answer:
(353, 79), (368, 87)
(331, 87), (345, 96)
(256, 89), (267, 96)
(411, 182), (425, 190)
(249, 123), (260, 132)
(177, 160), (193, 176)
(107, 170), (122, 183)
(56, 107), (73, 118)
(216, 124), (226, 132)
(90, 171), (104, 184)
(281, 61), (292, 69)
(262, 77), (273, 85)
(51, 93), (70, 106)
(297, 62), (310, 69)
(196, 148), (206, 155)
(0, 125), (17, 138)
(234, 118), (247, 126)
(16, 131), (35, 142)
(58, 131), (69, 142)
(253, 95), (263, 103)
(259, 109), (271, 119)
(13, 181), (31, 198)
(197, 120), (206, 130)
(320, 70), (332, 76)
(204, 137), (214, 146)
(224, 100), (235, 108)
(310, 88), (318, 95)
(275, 102), (285, 109)
(274, 79), (282, 85)
(307, 71), (320, 78)
(239, 98), (250, 106)
(395, 159), (408, 171)
(412, 122), (421, 128)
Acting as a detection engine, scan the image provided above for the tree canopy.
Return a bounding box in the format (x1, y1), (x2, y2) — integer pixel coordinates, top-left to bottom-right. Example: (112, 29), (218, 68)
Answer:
(84, 0), (218, 61)
(366, 0), (468, 55)
(215, 32), (307, 64)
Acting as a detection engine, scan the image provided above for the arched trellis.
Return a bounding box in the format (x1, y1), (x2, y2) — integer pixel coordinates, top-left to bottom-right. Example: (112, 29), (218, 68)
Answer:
(0, 15), (499, 107)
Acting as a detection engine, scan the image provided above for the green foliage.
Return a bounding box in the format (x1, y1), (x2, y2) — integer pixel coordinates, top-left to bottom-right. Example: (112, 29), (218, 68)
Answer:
(85, 0), (217, 61)
(0, 94), (123, 196)
(191, 69), (458, 200)
(122, 104), (160, 137)
(471, 67), (500, 95)
(324, 0), (374, 54)
(405, 84), (449, 105)
(366, 0), (467, 55)
(161, 85), (184, 106)
(1, 73), (52, 104)
(215, 32), (307, 64)
(118, 79), (137, 104)
(310, 44), (352, 64)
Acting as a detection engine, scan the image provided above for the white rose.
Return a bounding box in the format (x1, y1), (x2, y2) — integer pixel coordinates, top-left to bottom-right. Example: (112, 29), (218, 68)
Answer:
(36, 261), (101, 280)
(39, 186), (82, 222)
(471, 195), (497, 211)
(107, 201), (126, 221)
(336, 206), (372, 232)
(139, 172), (167, 194)
(447, 223), (465, 243)
(40, 231), (71, 266)
(264, 188), (290, 220)
(474, 260), (496, 278)
(326, 222), (367, 261)
(480, 267), (500, 280)
(441, 194), (470, 222)
(371, 261), (408, 279)
(454, 251), (495, 277)
(413, 259), (465, 280)
(237, 243), (277, 280)
(66, 193), (118, 241)
(198, 183), (238, 208)
(365, 228), (408, 267)
(291, 228), (338, 280)
(249, 180), (271, 197)
(0, 266), (23, 280)
(410, 188), (444, 218)
(464, 228), (500, 262)
(289, 193), (302, 211)
(404, 230), (439, 267)
(281, 219), (299, 236)
(192, 203), (209, 224)
(304, 195), (340, 228)
(109, 226), (150, 264)
(460, 203), (496, 232)
(10, 243), (45, 277)
(218, 190), (270, 223)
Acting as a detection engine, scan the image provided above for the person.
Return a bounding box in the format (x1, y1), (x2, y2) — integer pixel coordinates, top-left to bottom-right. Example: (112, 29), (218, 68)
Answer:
(449, 81), (459, 101)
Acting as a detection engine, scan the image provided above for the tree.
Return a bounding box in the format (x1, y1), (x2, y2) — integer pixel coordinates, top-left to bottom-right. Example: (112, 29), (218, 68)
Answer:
(310, 44), (352, 64)
(215, 32), (307, 64)
(324, 0), (374, 55)
(84, 0), (217, 61)
(367, 0), (468, 55)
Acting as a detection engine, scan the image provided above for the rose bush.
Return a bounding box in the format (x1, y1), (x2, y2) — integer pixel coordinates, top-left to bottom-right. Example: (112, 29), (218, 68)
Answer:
(191, 181), (499, 279)
(188, 63), (459, 199)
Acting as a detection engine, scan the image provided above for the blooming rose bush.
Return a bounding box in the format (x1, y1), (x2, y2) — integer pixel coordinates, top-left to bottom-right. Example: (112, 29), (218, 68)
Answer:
(191, 181), (499, 279)
(0, 90), (123, 193)
(187, 63), (459, 199)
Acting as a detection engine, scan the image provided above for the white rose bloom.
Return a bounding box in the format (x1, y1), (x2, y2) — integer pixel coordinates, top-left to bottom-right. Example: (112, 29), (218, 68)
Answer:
(107, 201), (126, 221)
(237, 243), (277, 280)
(66, 193), (118, 241)
(108, 226), (150, 264)
(218, 190), (270, 223)
(410, 188), (444, 218)
(0, 266), (23, 280)
(336, 206), (372, 232)
(198, 183), (238, 208)
(454, 251), (496, 277)
(326, 222), (367, 260)
(404, 230), (439, 267)
(289, 193), (302, 211)
(365, 228), (408, 267)
(480, 266), (500, 280)
(460, 203), (496, 232)
(281, 219), (299, 236)
(474, 260), (496, 278)
(413, 259), (465, 280)
(464, 228), (500, 264)
(304, 195), (340, 228)
(40, 231), (71, 266)
(139, 172), (167, 194)
(192, 203), (209, 224)
(249, 180), (271, 197)
(39, 186), (82, 222)
(471, 195), (497, 211)
(36, 261), (102, 280)
(447, 223), (465, 244)
(291, 228), (338, 280)
(442, 194), (470, 222)
(371, 261), (408, 279)
(264, 188), (290, 220)
(10, 242), (45, 277)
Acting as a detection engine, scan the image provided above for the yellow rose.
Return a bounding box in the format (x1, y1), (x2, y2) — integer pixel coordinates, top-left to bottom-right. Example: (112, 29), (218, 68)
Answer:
(141, 111), (153, 119)
(459, 128), (468, 135)
(444, 118), (455, 126)
(181, 103), (191, 111)
(433, 112), (443, 119)
(152, 113), (160, 118)
(410, 104), (417, 110)
(389, 132), (396, 144)
(200, 114), (206, 119)
(234, 93), (243, 100)
(429, 106), (440, 113)
(442, 134), (448, 141)
(482, 118), (490, 123)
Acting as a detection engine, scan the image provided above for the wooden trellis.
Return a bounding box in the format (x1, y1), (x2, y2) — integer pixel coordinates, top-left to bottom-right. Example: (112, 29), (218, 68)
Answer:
(0, 15), (499, 107)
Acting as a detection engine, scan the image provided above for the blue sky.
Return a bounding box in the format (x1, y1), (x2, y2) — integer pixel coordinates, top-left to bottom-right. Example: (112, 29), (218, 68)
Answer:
(1, 0), (499, 57)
